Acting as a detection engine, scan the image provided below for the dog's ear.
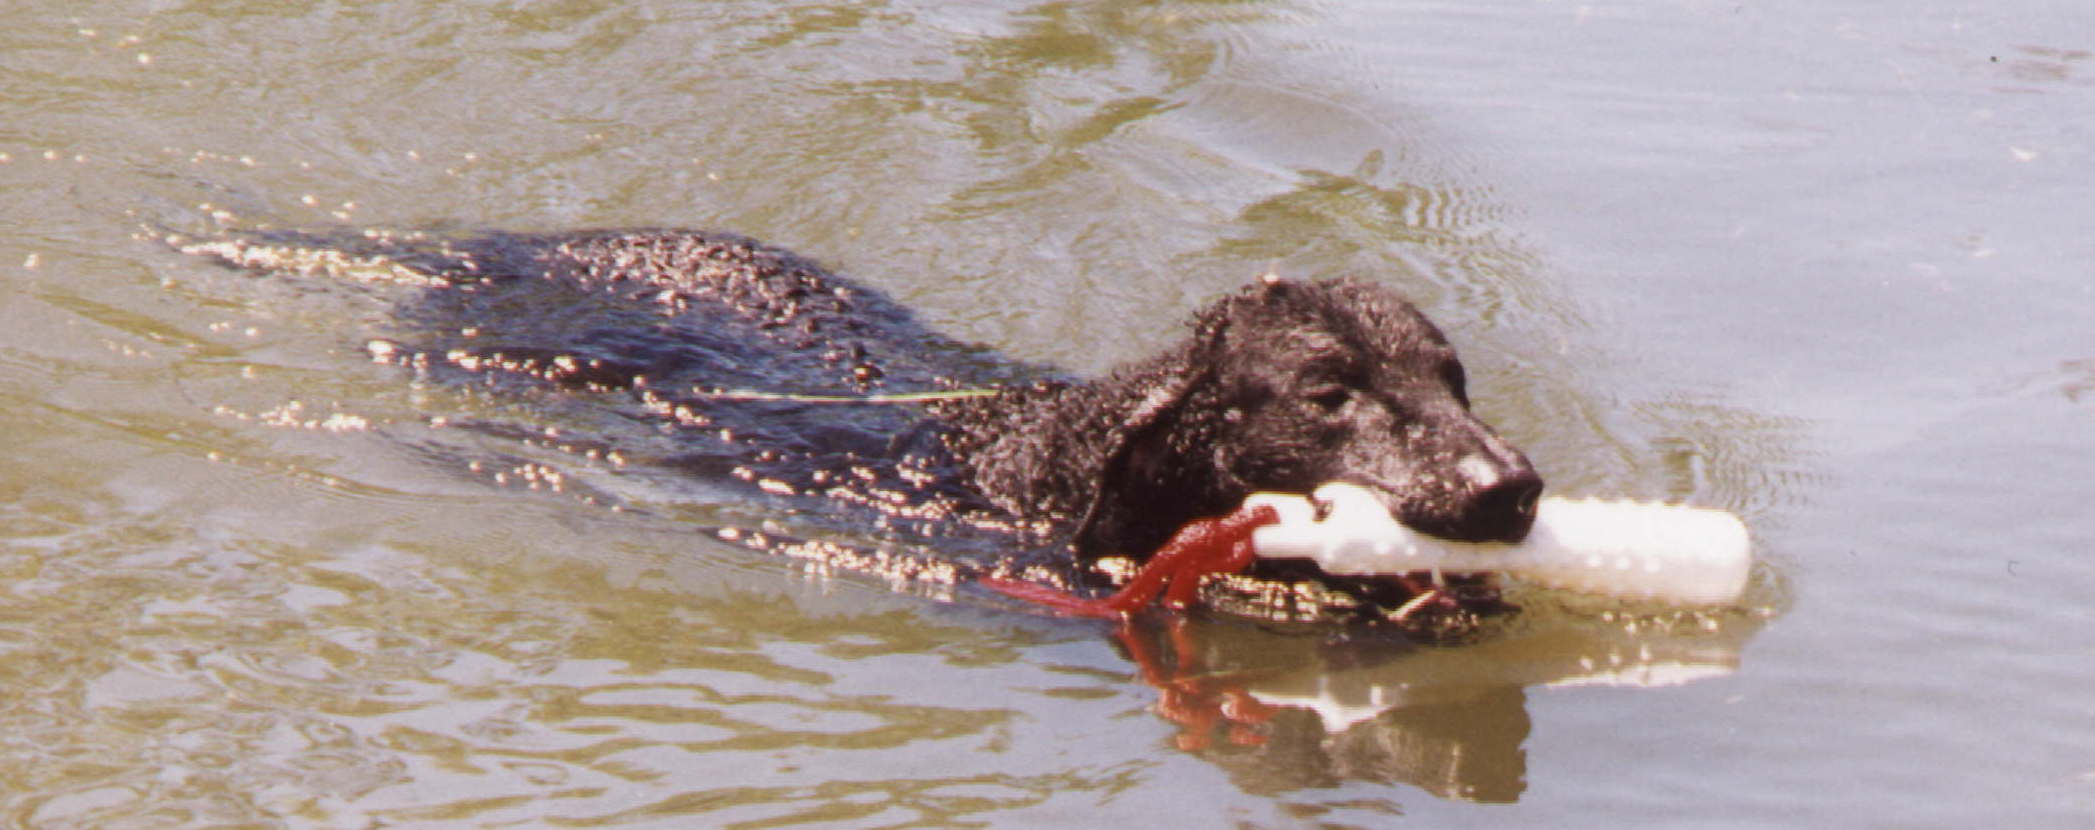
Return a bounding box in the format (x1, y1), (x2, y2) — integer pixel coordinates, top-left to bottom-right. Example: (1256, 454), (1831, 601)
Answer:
(1068, 362), (1212, 555)
(1065, 293), (1252, 555)
(1069, 281), (1292, 554)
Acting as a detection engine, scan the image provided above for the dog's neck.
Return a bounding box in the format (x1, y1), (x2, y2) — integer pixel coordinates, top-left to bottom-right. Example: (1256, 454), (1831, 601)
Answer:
(931, 348), (1237, 558)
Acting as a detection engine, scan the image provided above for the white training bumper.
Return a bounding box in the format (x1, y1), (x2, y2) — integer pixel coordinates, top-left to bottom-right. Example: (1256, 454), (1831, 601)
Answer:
(1246, 482), (1752, 606)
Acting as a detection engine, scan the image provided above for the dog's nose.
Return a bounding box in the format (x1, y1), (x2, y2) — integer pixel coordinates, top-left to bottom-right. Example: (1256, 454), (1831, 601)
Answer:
(1466, 466), (1543, 543)
(1452, 452), (1543, 543)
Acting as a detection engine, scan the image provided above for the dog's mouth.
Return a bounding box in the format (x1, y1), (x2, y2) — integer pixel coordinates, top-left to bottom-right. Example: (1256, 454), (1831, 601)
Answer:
(1082, 554), (1512, 637)
(1216, 482), (1522, 635)
(1343, 474), (1542, 547)
(1218, 565), (1513, 637)
(1335, 570), (1514, 631)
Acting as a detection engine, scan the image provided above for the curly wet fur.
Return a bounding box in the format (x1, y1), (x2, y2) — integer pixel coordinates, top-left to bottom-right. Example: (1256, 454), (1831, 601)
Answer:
(937, 277), (1545, 558)
(179, 228), (1542, 566)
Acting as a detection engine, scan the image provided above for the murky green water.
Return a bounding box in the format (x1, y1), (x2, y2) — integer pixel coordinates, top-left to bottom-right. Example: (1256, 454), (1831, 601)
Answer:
(3, 0), (2090, 825)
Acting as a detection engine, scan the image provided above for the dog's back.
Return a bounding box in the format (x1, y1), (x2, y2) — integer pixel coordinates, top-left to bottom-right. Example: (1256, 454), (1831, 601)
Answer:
(178, 228), (1058, 550)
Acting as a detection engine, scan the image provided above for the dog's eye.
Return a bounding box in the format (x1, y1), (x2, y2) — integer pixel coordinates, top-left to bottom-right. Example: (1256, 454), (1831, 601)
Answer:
(1307, 386), (1350, 411)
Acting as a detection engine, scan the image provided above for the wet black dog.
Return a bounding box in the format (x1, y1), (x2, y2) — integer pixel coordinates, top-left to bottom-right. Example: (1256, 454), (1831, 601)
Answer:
(938, 276), (1543, 559)
(180, 228), (1540, 614)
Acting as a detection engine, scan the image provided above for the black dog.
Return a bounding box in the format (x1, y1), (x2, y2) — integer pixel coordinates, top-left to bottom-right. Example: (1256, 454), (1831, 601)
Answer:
(179, 228), (1541, 618)
(937, 276), (1543, 559)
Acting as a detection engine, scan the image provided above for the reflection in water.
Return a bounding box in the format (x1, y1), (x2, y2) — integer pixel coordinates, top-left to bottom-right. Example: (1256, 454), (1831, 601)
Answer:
(1094, 606), (1758, 803)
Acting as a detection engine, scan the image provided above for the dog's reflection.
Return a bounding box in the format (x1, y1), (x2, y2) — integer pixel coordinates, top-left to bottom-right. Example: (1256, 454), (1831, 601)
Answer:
(1104, 608), (1752, 803)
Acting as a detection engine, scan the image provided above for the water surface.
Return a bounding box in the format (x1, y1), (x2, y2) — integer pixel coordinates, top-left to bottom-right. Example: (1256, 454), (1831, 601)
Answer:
(2, 0), (2091, 826)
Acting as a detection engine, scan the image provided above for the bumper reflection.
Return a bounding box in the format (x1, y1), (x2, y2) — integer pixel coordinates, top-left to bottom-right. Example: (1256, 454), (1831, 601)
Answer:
(1103, 608), (1755, 803)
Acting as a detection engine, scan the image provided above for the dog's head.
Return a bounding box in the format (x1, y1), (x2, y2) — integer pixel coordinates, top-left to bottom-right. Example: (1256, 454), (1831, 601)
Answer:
(1084, 277), (1541, 553)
